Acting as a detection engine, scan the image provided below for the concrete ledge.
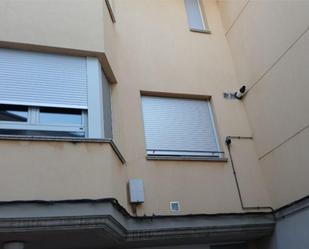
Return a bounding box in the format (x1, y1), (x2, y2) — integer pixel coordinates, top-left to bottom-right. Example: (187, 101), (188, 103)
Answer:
(0, 199), (275, 249)
(276, 195), (309, 220)
(0, 135), (126, 164)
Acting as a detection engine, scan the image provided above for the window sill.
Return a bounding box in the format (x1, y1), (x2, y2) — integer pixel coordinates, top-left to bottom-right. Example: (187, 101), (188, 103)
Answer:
(0, 135), (126, 164)
(190, 28), (211, 34)
(146, 155), (228, 162)
(0, 134), (110, 143)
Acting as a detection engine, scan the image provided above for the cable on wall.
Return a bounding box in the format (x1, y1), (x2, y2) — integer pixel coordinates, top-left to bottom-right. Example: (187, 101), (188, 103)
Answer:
(225, 136), (275, 217)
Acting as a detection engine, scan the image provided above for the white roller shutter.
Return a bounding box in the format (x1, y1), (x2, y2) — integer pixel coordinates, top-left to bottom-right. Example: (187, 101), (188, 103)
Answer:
(141, 96), (220, 156)
(0, 49), (88, 109)
(184, 0), (205, 31)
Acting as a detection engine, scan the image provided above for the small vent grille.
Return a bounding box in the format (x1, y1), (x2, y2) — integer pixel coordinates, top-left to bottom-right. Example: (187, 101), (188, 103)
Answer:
(170, 201), (180, 212)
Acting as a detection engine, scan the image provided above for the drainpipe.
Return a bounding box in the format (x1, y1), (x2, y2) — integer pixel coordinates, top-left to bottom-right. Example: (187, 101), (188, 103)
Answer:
(3, 242), (25, 249)
(225, 136), (275, 214)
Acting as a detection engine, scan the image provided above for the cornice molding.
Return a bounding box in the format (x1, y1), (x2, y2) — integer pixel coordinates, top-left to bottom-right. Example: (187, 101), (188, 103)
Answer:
(0, 200), (274, 248)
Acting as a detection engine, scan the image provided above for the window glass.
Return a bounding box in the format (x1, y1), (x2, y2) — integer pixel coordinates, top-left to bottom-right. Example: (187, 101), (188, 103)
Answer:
(39, 107), (82, 125)
(184, 0), (207, 31)
(0, 105), (28, 122)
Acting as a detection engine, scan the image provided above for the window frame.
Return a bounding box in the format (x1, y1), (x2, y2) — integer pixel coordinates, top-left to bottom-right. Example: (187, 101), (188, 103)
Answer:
(140, 94), (224, 159)
(0, 49), (112, 139)
(184, 0), (211, 34)
(0, 105), (88, 137)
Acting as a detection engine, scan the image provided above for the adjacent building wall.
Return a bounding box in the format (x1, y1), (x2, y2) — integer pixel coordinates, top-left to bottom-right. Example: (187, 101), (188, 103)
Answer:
(218, 0), (309, 208)
(274, 208), (309, 249)
(256, 199), (309, 249)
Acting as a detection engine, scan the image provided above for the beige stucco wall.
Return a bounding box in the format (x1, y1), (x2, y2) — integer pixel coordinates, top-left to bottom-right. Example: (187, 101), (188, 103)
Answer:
(0, 0), (105, 52)
(218, 0), (309, 208)
(0, 0), (273, 215)
(0, 140), (128, 206)
(217, 0), (248, 33)
(104, 0), (270, 215)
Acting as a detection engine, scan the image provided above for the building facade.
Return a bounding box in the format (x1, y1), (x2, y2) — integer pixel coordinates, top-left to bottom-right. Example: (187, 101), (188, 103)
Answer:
(0, 0), (308, 248)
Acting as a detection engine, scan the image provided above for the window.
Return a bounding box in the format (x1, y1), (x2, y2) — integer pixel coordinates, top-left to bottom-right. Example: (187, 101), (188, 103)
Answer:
(0, 105), (86, 137)
(184, 0), (209, 33)
(0, 49), (112, 139)
(141, 95), (221, 158)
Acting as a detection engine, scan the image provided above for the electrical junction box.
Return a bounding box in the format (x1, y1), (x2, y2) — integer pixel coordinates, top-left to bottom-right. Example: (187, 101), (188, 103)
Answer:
(128, 179), (144, 204)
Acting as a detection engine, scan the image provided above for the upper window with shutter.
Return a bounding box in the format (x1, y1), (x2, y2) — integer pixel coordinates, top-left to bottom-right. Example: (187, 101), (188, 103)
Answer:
(0, 48), (111, 139)
(0, 49), (88, 109)
(141, 95), (221, 158)
(184, 0), (210, 33)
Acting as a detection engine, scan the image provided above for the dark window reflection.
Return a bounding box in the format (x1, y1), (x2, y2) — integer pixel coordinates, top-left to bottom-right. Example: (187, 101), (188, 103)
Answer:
(39, 107), (82, 125)
(0, 129), (85, 138)
(0, 105), (28, 122)
(210, 244), (247, 249)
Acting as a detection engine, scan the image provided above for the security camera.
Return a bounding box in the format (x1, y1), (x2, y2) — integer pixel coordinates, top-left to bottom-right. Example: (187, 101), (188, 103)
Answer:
(234, 85), (247, 100)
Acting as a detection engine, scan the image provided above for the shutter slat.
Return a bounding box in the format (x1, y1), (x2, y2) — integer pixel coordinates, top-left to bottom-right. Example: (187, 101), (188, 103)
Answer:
(0, 49), (88, 109)
(141, 96), (219, 155)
